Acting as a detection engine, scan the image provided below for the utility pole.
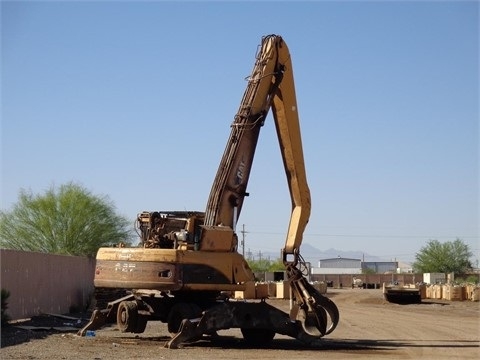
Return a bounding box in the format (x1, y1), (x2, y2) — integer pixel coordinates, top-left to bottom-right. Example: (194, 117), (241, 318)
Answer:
(240, 224), (247, 257)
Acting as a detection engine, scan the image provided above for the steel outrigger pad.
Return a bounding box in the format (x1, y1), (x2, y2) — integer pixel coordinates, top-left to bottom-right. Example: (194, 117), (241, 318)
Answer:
(77, 294), (135, 336)
(165, 299), (335, 349)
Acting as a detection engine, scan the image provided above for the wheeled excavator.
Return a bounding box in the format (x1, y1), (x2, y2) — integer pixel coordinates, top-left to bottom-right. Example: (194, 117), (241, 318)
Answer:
(79, 34), (339, 348)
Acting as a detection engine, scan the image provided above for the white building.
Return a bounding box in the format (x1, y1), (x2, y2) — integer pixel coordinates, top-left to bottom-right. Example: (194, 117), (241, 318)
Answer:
(423, 272), (446, 284)
(312, 257), (362, 275)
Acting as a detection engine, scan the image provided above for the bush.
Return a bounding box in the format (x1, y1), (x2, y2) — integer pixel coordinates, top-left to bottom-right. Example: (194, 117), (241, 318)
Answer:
(1, 288), (10, 325)
(461, 275), (479, 285)
(453, 275), (479, 285)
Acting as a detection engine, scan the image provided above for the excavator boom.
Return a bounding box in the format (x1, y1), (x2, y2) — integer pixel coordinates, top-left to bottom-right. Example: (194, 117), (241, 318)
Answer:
(204, 35), (310, 261)
(202, 34), (338, 338)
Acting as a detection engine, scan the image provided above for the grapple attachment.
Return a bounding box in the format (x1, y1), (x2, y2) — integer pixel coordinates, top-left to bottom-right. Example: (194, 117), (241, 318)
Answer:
(286, 265), (339, 337)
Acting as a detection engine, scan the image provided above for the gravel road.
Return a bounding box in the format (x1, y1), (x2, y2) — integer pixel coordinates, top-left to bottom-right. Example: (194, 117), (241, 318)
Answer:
(1, 288), (479, 359)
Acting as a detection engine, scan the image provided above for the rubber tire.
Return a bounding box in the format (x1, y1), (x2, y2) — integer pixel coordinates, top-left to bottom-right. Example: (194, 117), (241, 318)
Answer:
(117, 301), (139, 333)
(134, 315), (148, 333)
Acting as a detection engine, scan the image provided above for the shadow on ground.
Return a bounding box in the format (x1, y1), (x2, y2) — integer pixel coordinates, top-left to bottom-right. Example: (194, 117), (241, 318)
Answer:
(121, 334), (479, 352)
(1, 312), (90, 348)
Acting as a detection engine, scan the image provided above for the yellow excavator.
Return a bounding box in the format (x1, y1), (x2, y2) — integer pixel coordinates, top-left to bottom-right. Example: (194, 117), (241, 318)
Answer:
(79, 34), (339, 348)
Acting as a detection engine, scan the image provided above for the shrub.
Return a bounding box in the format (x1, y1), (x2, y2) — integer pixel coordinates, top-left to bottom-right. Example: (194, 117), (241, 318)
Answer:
(1, 288), (10, 325)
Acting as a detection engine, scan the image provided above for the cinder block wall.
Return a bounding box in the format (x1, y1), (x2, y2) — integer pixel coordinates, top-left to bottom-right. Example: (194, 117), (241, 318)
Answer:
(1, 249), (95, 319)
(310, 273), (422, 287)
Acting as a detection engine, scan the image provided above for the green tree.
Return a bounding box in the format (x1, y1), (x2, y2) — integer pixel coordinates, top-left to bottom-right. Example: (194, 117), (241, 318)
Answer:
(0, 183), (133, 257)
(266, 258), (285, 272)
(362, 267), (376, 275)
(247, 258), (272, 273)
(412, 238), (473, 274)
(247, 258), (286, 273)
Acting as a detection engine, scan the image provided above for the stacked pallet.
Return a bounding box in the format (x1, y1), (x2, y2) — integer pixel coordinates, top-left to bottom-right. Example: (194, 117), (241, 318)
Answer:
(465, 284), (480, 301)
(424, 284), (479, 301)
(442, 285), (464, 301)
(233, 280), (328, 300)
(234, 281), (287, 299)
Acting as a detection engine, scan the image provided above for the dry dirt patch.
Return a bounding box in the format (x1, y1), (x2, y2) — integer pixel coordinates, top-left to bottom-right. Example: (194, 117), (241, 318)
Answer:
(1, 289), (479, 359)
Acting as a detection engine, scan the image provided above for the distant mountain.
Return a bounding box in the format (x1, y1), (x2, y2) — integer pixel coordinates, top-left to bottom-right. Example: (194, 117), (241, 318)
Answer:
(255, 242), (390, 267)
(300, 243), (389, 264)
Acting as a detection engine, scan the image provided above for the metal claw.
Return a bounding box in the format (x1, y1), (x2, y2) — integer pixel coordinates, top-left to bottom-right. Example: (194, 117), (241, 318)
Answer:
(287, 265), (339, 337)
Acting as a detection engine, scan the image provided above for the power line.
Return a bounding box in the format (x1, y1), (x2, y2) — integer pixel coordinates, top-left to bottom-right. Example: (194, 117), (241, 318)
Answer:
(244, 230), (479, 239)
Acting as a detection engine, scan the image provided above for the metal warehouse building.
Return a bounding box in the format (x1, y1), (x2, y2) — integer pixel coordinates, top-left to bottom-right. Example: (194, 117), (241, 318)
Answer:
(312, 257), (362, 274)
(362, 261), (399, 274)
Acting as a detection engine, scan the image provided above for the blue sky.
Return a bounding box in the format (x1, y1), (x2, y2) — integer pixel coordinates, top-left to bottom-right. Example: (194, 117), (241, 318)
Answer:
(2, 1), (478, 264)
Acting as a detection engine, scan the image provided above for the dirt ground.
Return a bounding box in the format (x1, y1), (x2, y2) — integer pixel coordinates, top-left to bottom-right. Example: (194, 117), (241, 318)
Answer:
(1, 288), (479, 359)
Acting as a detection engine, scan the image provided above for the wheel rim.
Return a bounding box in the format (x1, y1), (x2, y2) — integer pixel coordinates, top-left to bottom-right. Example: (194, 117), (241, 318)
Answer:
(117, 301), (138, 333)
